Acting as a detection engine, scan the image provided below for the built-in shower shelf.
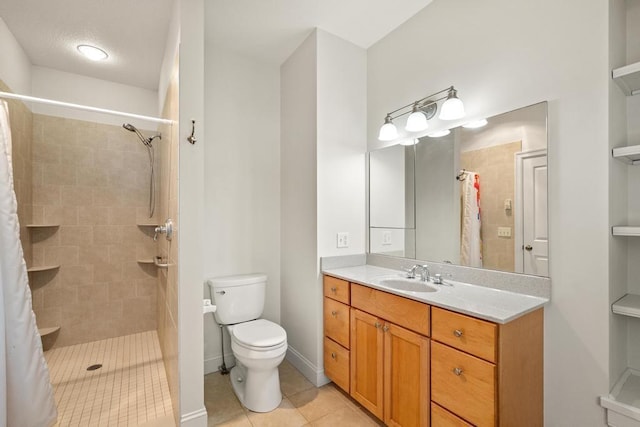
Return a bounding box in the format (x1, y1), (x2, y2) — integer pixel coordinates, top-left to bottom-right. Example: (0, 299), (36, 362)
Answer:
(613, 145), (640, 164)
(137, 259), (155, 264)
(38, 326), (60, 337)
(613, 294), (640, 319)
(613, 61), (640, 96)
(26, 224), (60, 229)
(612, 226), (640, 236)
(27, 265), (60, 273)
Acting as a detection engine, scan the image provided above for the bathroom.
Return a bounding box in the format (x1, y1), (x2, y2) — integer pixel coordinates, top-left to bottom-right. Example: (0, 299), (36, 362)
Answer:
(0, 0), (638, 426)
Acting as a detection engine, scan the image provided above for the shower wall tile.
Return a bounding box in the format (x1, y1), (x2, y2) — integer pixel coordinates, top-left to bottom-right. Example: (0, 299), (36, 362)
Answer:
(31, 114), (160, 348)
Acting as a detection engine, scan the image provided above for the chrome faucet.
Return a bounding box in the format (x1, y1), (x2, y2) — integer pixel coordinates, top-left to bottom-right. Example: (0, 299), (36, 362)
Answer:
(417, 265), (431, 282)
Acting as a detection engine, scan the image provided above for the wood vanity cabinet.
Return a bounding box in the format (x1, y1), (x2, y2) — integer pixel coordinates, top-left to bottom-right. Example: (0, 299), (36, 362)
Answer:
(323, 276), (351, 393)
(350, 283), (430, 427)
(322, 274), (543, 427)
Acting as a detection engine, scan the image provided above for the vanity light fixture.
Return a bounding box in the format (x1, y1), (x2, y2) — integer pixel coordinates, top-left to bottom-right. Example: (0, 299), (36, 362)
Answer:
(377, 86), (464, 141)
(77, 44), (109, 61)
(427, 129), (451, 138)
(462, 119), (488, 129)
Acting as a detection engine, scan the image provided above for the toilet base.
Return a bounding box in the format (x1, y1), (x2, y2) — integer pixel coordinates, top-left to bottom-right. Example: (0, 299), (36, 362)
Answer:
(230, 362), (282, 413)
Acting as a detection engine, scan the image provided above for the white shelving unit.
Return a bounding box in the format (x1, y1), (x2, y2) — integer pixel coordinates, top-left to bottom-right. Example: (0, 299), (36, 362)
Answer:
(613, 294), (640, 318)
(613, 61), (640, 96)
(613, 145), (640, 165)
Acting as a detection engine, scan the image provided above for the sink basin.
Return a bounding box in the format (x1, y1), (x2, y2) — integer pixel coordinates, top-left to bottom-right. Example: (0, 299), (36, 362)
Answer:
(378, 278), (438, 293)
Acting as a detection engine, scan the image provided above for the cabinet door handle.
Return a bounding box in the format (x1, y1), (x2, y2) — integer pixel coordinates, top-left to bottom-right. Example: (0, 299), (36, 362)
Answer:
(382, 325), (389, 332)
(330, 287), (337, 293)
(453, 329), (463, 337)
(331, 310), (338, 317)
(453, 367), (463, 376)
(374, 322), (382, 329)
(331, 352), (337, 359)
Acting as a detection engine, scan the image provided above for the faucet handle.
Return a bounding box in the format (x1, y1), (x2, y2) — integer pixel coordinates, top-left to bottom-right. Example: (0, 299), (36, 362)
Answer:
(401, 265), (418, 279)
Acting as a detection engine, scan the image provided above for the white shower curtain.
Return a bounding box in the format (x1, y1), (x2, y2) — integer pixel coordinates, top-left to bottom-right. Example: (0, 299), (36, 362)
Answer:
(0, 101), (57, 427)
(460, 171), (483, 268)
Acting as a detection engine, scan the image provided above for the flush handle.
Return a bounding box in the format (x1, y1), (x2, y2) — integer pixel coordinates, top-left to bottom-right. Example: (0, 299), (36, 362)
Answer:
(215, 290), (226, 295)
(453, 329), (463, 337)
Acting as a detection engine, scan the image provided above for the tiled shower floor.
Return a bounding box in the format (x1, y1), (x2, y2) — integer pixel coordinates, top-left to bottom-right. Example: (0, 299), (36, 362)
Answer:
(205, 360), (383, 426)
(45, 331), (174, 427)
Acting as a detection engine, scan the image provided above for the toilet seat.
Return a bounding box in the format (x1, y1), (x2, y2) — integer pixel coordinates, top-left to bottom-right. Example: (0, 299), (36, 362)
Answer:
(231, 319), (287, 351)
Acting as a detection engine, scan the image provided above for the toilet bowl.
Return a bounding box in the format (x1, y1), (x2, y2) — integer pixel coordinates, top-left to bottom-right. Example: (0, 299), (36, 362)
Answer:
(207, 274), (288, 413)
(227, 319), (287, 412)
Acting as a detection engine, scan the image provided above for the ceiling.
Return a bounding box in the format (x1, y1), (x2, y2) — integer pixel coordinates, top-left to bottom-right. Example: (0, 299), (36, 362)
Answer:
(0, 0), (432, 92)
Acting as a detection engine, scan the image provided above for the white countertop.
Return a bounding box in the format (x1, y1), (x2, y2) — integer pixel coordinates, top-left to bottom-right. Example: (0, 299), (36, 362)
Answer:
(322, 265), (548, 324)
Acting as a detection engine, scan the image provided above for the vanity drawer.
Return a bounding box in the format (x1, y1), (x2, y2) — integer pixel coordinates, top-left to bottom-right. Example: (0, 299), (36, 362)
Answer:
(432, 306), (497, 363)
(324, 297), (350, 348)
(431, 402), (473, 427)
(323, 276), (350, 304)
(431, 341), (496, 427)
(351, 283), (429, 336)
(324, 337), (350, 393)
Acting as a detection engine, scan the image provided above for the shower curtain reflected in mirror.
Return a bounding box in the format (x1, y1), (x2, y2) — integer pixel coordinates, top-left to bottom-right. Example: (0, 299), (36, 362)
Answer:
(0, 100), (57, 427)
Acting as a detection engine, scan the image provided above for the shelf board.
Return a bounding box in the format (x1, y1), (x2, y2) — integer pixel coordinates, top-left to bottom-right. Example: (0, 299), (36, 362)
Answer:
(137, 259), (155, 264)
(612, 226), (640, 236)
(27, 265), (60, 273)
(601, 368), (640, 423)
(613, 61), (640, 96)
(26, 224), (60, 229)
(613, 145), (640, 165)
(613, 294), (640, 318)
(38, 326), (60, 337)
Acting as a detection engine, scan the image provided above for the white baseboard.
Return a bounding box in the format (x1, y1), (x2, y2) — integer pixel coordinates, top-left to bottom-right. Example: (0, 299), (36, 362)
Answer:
(286, 345), (331, 387)
(204, 352), (235, 375)
(180, 407), (207, 427)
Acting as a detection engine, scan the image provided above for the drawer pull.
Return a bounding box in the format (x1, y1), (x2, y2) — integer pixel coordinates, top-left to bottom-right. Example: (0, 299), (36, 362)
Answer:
(331, 352), (337, 359)
(453, 329), (463, 337)
(331, 310), (338, 317)
(331, 287), (337, 293)
(453, 367), (463, 376)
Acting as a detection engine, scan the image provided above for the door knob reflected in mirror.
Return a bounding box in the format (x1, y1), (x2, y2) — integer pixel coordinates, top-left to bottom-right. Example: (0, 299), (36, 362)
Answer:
(525, 245), (533, 251)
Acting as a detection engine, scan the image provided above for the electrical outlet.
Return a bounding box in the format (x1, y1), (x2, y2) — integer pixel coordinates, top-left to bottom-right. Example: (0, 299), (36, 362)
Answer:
(497, 227), (512, 238)
(337, 232), (349, 248)
(382, 231), (392, 245)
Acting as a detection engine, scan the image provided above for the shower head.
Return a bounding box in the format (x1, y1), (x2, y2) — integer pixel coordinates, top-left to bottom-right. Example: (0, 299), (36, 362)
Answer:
(122, 123), (161, 147)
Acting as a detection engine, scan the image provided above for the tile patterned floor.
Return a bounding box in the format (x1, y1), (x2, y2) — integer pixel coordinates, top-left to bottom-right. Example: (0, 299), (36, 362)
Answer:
(205, 360), (384, 427)
(45, 331), (174, 427)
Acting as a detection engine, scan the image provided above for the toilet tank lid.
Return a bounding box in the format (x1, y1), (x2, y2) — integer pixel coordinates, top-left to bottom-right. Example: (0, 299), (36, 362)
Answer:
(207, 273), (267, 288)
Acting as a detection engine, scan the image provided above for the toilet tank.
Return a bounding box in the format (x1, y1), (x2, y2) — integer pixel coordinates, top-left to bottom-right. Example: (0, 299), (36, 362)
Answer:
(206, 274), (266, 324)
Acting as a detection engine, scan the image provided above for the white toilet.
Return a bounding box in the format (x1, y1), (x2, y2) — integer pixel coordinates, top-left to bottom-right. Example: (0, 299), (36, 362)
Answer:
(207, 274), (287, 413)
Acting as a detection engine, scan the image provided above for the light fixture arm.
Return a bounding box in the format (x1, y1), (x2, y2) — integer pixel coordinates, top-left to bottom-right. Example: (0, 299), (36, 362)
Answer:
(384, 86), (454, 120)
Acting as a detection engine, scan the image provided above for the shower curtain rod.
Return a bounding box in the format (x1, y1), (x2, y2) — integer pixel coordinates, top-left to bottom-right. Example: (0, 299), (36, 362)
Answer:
(0, 91), (172, 125)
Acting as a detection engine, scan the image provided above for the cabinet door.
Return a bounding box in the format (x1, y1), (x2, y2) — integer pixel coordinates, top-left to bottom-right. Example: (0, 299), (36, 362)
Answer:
(384, 322), (430, 427)
(350, 308), (384, 418)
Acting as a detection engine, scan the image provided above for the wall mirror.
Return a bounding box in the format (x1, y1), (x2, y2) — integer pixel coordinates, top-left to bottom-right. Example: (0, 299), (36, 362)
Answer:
(369, 102), (548, 276)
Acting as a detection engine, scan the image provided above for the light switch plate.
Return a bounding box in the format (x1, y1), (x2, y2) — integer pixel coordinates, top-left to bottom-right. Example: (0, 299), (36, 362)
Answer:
(337, 232), (349, 248)
(382, 231), (392, 245)
(498, 227), (512, 238)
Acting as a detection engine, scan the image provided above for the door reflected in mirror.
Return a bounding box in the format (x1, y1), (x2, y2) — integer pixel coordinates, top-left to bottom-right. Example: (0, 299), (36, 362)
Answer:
(369, 102), (548, 277)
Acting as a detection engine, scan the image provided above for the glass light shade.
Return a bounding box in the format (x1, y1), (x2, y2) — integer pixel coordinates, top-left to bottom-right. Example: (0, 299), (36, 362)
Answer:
(439, 92), (465, 120)
(462, 119), (488, 129)
(399, 138), (419, 146)
(378, 120), (398, 141)
(77, 44), (108, 61)
(427, 129), (451, 138)
(405, 111), (429, 132)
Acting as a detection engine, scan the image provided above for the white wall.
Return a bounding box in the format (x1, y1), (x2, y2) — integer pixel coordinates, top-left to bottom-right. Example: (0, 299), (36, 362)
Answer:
(31, 66), (158, 129)
(280, 31), (320, 380)
(158, 0), (180, 116)
(177, 0), (206, 425)
(0, 17), (31, 95)
(202, 44), (281, 373)
(368, 1), (610, 425)
(281, 29), (367, 383)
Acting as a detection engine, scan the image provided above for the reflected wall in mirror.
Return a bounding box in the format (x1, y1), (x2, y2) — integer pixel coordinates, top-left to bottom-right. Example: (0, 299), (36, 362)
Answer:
(369, 102), (548, 277)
